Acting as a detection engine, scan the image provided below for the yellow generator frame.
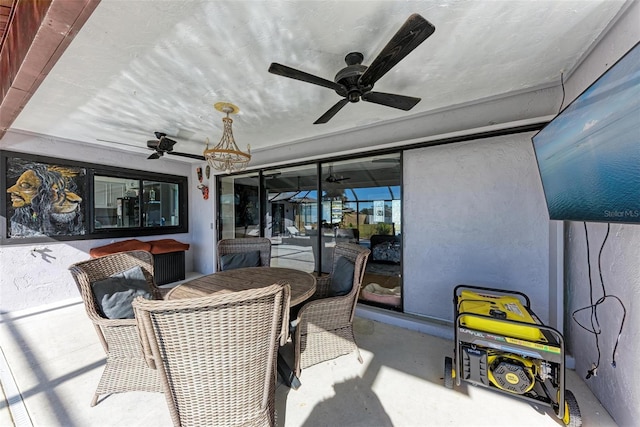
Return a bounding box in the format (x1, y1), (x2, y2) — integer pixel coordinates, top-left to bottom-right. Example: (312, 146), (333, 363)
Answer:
(444, 285), (581, 426)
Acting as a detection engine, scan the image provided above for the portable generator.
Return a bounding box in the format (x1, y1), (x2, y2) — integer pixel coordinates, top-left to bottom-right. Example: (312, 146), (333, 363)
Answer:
(444, 285), (581, 426)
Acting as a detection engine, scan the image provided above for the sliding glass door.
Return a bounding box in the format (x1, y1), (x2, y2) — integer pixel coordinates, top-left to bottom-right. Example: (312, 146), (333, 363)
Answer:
(264, 164), (319, 272)
(218, 172), (260, 240)
(216, 152), (403, 310)
(321, 155), (402, 309)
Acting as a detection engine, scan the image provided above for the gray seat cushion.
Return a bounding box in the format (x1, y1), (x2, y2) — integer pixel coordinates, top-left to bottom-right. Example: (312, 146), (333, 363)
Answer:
(220, 250), (261, 271)
(328, 256), (355, 296)
(92, 265), (153, 319)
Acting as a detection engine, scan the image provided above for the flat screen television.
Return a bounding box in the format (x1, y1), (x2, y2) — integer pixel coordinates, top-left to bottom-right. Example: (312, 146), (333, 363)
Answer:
(532, 42), (640, 223)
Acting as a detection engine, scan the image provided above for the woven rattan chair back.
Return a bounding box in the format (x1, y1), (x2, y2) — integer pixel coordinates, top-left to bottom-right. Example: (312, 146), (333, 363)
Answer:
(68, 250), (163, 406)
(293, 242), (370, 376)
(133, 283), (290, 427)
(217, 237), (272, 271)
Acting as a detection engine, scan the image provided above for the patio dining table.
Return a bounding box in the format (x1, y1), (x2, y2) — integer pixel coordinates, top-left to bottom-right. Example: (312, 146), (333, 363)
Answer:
(166, 266), (317, 389)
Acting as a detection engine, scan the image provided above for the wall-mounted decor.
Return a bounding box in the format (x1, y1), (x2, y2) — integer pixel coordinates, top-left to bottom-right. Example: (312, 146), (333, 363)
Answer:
(197, 184), (209, 200)
(5, 156), (86, 238)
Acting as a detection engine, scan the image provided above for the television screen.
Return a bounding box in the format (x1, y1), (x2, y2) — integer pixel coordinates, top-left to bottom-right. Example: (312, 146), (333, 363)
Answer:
(532, 42), (640, 223)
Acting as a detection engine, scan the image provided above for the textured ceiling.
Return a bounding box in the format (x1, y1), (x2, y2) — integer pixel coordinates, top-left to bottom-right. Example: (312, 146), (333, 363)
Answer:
(7, 0), (629, 162)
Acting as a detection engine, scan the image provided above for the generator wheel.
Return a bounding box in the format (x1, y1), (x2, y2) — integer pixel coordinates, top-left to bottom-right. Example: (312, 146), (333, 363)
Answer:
(444, 357), (454, 389)
(561, 389), (582, 427)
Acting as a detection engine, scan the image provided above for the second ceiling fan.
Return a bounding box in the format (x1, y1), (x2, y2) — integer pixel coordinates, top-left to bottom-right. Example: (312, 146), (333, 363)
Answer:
(268, 13), (435, 124)
(325, 165), (350, 183)
(147, 132), (204, 160)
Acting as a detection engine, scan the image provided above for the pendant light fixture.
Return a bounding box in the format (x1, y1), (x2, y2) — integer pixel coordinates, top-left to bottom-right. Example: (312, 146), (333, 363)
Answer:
(203, 102), (251, 174)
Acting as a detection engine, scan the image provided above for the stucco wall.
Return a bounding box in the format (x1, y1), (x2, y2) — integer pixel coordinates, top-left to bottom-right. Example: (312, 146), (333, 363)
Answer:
(562, 1), (640, 425)
(403, 133), (550, 322)
(566, 223), (640, 425)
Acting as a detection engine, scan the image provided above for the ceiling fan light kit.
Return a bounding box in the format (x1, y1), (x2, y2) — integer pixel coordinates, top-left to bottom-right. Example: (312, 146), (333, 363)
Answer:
(268, 13), (435, 124)
(203, 102), (251, 174)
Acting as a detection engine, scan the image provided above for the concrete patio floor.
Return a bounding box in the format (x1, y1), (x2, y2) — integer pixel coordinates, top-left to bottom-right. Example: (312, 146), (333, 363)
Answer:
(1, 295), (617, 426)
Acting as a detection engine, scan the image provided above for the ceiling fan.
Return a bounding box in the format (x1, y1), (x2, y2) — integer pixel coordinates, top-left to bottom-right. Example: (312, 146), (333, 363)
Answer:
(146, 132), (204, 160)
(326, 165), (350, 183)
(268, 13), (435, 124)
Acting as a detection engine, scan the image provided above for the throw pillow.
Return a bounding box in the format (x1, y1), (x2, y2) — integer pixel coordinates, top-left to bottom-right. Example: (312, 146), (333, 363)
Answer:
(220, 250), (262, 271)
(92, 265), (153, 319)
(328, 256), (355, 296)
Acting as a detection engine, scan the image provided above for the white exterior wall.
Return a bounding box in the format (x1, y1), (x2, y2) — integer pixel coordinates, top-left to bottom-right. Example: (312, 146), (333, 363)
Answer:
(562, 1), (640, 425)
(403, 134), (551, 322)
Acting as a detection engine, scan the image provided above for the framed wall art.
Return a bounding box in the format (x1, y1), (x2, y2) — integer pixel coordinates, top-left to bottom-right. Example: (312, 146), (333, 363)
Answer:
(4, 155), (87, 239)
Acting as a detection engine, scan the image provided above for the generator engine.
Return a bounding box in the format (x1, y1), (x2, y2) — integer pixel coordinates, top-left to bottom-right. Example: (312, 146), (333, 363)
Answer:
(445, 285), (581, 426)
(489, 353), (535, 394)
(460, 345), (553, 396)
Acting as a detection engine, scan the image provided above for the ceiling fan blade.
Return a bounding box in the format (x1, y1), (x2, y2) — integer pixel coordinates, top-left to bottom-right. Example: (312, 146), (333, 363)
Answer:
(148, 152), (161, 160)
(359, 13), (435, 87)
(362, 91), (421, 111)
(168, 151), (206, 160)
(269, 63), (345, 92)
(314, 98), (350, 124)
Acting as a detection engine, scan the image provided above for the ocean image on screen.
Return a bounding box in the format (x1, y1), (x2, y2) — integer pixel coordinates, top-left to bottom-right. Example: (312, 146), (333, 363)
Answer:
(533, 43), (640, 223)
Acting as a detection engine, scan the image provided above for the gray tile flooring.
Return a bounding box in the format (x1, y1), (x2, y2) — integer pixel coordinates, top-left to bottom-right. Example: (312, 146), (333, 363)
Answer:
(1, 295), (617, 426)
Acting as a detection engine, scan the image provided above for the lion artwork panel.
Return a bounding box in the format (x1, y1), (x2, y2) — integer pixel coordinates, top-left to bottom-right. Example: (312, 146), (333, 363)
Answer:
(5, 158), (86, 238)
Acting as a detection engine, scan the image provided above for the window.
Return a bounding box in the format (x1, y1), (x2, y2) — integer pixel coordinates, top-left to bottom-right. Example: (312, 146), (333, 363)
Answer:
(93, 174), (187, 235)
(94, 176), (139, 228)
(2, 150), (188, 242)
(142, 180), (180, 227)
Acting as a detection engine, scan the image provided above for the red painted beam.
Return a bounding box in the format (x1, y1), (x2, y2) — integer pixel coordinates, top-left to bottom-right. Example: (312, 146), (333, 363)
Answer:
(0, 0), (100, 139)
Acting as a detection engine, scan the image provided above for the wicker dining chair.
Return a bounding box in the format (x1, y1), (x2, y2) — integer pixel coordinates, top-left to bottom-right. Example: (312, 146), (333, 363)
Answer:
(216, 237), (272, 271)
(133, 283), (290, 427)
(68, 250), (164, 406)
(292, 242), (371, 377)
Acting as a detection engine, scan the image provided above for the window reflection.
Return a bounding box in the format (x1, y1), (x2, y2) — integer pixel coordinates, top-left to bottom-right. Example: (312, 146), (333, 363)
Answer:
(264, 165), (319, 272)
(320, 155), (402, 311)
(93, 176), (182, 229)
(143, 181), (180, 227)
(94, 176), (139, 228)
(218, 173), (260, 239)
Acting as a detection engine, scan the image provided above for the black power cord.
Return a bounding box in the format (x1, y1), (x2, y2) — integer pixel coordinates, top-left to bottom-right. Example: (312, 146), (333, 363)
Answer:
(558, 71), (566, 114)
(572, 223), (626, 379)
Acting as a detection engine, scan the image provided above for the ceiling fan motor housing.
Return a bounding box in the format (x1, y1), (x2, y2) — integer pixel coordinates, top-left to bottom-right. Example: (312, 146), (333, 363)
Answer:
(158, 137), (176, 152)
(334, 56), (369, 102)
